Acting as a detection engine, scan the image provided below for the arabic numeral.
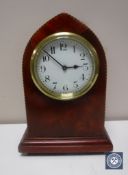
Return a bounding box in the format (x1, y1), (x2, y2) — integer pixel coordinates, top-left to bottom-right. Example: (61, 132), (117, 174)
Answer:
(50, 46), (55, 54)
(73, 81), (79, 88)
(73, 45), (76, 53)
(45, 75), (50, 82)
(83, 63), (89, 71)
(40, 65), (46, 73)
(53, 82), (57, 90)
(42, 55), (50, 62)
(63, 85), (68, 92)
(60, 42), (67, 51)
(80, 52), (86, 57)
(82, 74), (85, 80)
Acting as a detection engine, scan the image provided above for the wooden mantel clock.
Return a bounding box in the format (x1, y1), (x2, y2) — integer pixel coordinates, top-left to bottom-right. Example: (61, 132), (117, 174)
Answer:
(18, 13), (113, 154)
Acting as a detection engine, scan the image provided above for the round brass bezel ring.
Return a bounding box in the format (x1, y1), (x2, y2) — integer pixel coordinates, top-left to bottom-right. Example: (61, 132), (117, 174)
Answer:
(30, 32), (99, 101)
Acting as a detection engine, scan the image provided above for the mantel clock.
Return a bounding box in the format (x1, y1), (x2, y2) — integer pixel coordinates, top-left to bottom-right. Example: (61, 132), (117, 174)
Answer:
(18, 13), (113, 154)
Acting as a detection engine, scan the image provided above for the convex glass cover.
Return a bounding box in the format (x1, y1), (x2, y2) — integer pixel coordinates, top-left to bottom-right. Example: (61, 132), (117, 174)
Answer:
(30, 32), (99, 100)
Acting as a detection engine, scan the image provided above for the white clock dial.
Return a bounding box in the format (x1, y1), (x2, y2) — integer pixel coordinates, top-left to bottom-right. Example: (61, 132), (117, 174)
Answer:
(30, 32), (99, 100)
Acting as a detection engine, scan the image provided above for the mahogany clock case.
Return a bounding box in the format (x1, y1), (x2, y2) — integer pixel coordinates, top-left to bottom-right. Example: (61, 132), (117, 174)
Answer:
(18, 13), (113, 154)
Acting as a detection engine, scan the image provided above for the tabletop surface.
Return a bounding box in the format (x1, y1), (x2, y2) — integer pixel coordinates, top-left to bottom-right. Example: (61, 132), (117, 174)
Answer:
(0, 120), (128, 175)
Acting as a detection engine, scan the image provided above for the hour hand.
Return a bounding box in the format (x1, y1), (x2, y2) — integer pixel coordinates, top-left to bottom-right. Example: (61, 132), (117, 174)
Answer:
(66, 65), (83, 69)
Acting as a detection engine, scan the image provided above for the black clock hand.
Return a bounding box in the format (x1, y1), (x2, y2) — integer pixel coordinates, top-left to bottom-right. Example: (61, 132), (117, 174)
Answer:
(43, 50), (82, 71)
(43, 50), (66, 70)
(66, 65), (83, 69)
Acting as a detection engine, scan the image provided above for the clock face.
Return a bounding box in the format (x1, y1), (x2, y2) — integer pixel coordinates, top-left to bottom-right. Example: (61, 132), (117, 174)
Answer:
(30, 32), (99, 100)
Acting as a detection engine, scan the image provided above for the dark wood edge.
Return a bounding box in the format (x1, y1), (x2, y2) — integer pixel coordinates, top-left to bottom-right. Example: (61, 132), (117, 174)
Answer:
(18, 128), (113, 154)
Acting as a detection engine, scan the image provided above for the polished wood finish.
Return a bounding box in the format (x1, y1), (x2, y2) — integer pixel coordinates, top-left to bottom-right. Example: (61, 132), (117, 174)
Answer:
(18, 13), (113, 154)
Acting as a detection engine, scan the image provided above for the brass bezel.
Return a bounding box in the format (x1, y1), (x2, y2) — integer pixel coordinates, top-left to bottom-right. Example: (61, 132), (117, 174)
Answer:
(30, 32), (99, 101)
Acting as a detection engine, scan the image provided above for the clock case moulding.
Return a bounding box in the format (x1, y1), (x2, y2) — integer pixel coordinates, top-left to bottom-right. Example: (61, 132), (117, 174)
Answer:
(18, 13), (113, 154)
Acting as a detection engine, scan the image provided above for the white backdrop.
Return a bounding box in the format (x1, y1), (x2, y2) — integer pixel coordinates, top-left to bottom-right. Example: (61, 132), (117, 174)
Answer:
(0, 0), (128, 123)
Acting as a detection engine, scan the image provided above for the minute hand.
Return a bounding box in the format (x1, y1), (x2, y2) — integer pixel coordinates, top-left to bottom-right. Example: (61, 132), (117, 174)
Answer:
(43, 50), (64, 69)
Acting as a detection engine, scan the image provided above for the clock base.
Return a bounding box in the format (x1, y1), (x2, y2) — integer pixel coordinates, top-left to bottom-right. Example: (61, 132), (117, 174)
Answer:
(18, 128), (113, 154)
